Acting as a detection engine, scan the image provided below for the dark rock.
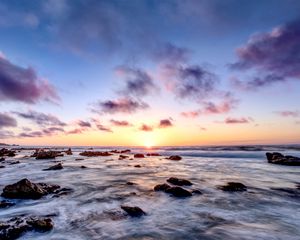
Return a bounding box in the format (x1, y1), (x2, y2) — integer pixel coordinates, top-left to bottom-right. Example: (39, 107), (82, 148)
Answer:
(167, 177), (192, 186)
(75, 158), (84, 161)
(146, 153), (161, 156)
(0, 165), (5, 168)
(1, 179), (60, 199)
(0, 216), (53, 240)
(9, 161), (20, 165)
(65, 148), (72, 155)
(0, 200), (15, 208)
(219, 182), (247, 192)
(167, 155), (182, 161)
(34, 150), (57, 159)
(0, 157), (5, 162)
(192, 189), (202, 194)
(80, 165), (87, 169)
(120, 205), (146, 217)
(154, 183), (171, 191)
(126, 182), (136, 185)
(118, 155), (129, 160)
(52, 188), (73, 198)
(165, 186), (192, 197)
(0, 148), (16, 157)
(79, 151), (113, 157)
(266, 152), (300, 166)
(134, 165), (141, 168)
(134, 154), (145, 158)
(43, 163), (63, 171)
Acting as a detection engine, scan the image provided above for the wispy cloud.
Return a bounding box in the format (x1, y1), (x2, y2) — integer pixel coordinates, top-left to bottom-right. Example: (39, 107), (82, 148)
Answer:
(110, 119), (131, 127)
(274, 110), (300, 117)
(139, 124), (153, 132)
(224, 117), (253, 124)
(0, 113), (17, 129)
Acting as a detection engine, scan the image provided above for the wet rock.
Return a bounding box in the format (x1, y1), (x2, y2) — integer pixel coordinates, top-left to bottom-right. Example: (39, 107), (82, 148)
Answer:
(118, 155), (129, 160)
(167, 177), (192, 186)
(9, 161), (20, 165)
(266, 152), (300, 166)
(167, 155), (182, 161)
(52, 188), (73, 198)
(146, 153), (161, 156)
(75, 158), (84, 161)
(80, 165), (87, 169)
(219, 182), (247, 192)
(126, 181), (136, 185)
(65, 148), (72, 155)
(121, 205), (146, 217)
(134, 165), (141, 168)
(34, 150), (57, 159)
(0, 216), (53, 240)
(0, 200), (15, 209)
(134, 154), (145, 158)
(0, 165), (5, 169)
(79, 151), (113, 157)
(154, 183), (171, 191)
(1, 178), (60, 199)
(43, 163), (63, 171)
(165, 186), (192, 197)
(0, 148), (16, 157)
(0, 157), (5, 162)
(192, 189), (202, 194)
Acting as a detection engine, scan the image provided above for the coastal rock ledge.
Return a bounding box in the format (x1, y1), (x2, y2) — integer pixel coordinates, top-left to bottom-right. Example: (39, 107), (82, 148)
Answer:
(266, 152), (300, 166)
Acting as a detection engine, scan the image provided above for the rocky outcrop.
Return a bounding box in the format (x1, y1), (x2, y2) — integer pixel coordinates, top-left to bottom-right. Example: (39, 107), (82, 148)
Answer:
(167, 155), (182, 161)
(43, 163), (63, 171)
(0, 216), (53, 240)
(118, 155), (129, 160)
(65, 148), (72, 155)
(146, 153), (161, 156)
(266, 152), (300, 166)
(167, 177), (192, 186)
(0, 200), (15, 209)
(79, 151), (113, 157)
(154, 183), (171, 191)
(121, 205), (146, 217)
(154, 183), (192, 197)
(33, 150), (58, 159)
(134, 154), (145, 158)
(0, 148), (16, 157)
(218, 182), (247, 192)
(1, 179), (60, 199)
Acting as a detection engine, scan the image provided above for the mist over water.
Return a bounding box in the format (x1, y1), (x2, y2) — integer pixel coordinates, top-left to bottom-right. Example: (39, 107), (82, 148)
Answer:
(1, 145), (300, 240)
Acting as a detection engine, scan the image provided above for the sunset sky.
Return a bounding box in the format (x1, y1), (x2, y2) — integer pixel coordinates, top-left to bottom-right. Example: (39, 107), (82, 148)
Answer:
(0, 0), (300, 146)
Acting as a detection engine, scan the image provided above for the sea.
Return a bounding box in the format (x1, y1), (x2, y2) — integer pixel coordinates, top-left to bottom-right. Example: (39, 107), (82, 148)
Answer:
(1, 145), (300, 240)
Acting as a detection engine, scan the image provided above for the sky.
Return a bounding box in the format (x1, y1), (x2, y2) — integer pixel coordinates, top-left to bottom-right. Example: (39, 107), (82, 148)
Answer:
(0, 0), (300, 147)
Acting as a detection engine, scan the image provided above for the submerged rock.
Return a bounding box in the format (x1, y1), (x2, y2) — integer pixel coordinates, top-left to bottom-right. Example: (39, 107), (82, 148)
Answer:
(165, 186), (192, 197)
(0, 200), (15, 209)
(0, 157), (5, 162)
(0, 216), (53, 240)
(266, 152), (300, 166)
(121, 205), (146, 217)
(167, 177), (192, 186)
(9, 161), (20, 165)
(146, 153), (161, 156)
(80, 165), (87, 169)
(134, 165), (141, 168)
(43, 163), (63, 171)
(79, 151), (113, 157)
(134, 154), (145, 158)
(167, 155), (182, 161)
(154, 183), (171, 191)
(219, 182), (247, 192)
(1, 179), (60, 199)
(118, 155), (129, 160)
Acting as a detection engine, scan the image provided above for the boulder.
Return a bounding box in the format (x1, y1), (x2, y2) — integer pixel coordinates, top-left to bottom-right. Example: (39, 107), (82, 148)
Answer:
(165, 186), (192, 197)
(118, 155), (129, 160)
(146, 153), (160, 156)
(167, 177), (192, 186)
(154, 183), (171, 191)
(1, 179), (60, 199)
(43, 163), (63, 171)
(266, 152), (300, 166)
(134, 154), (145, 158)
(121, 205), (146, 217)
(134, 165), (141, 168)
(34, 150), (57, 159)
(0, 157), (5, 162)
(167, 155), (182, 161)
(0, 148), (16, 157)
(79, 151), (113, 157)
(219, 182), (247, 192)
(65, 148), (72, 155)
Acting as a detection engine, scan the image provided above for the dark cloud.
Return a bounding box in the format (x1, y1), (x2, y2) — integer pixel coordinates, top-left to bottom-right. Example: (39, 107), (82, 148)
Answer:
(139, 124), (153, 132)
(19, 126), (65, 138)
(92, 97), (149, 114)
(19, 131), (44, 138)
(225, 117), (253, 124)
(0, 55), (59, 104)
(0, 113), (17, 128)
(77, 120), (92, 128)
(159, 119), (173, 128)
(96, 124), (113, 133)
(274, 111), (300, 117)
(13, 110), (66, 126)
(110, 119), (131, 127)
(116, 65), (157, 97)
(231, 17), (300, 89)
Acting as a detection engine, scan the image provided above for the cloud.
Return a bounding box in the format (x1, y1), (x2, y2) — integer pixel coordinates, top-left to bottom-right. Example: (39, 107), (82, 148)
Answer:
(67, 128), (83, 135)
(0, 113), (17, 129)
(77, 120), (92, 128)
(13, 110), (66, 127)
(274, 111), (300, 117)
(181, 111), (200, 118)
(96, 124), (113, 133)
(19, 131), (44, 138)
(152, 43), (190, 64)
(110, 119), (131, 127)
(0, 130), (15, 139)
(159, 118), (173, 128)
(19, 126), (65, 138)
(224, 117), (253, 124)
(139, 124), (153, 132)
(116, 65), (157, 97)
(231, 17), (300, 89)
(92, 97), (149, 114)
(0, 54), (59, 104)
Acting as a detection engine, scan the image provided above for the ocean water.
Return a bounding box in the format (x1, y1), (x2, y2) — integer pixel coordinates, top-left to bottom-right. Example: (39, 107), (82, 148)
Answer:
(1, 145), (300, 240)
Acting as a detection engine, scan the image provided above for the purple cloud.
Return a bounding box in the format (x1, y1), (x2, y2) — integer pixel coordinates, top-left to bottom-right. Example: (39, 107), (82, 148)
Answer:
(19, 131), (44, 138)
(181, 111), (200, 118)
(0, 54), (59, 103)
(225, 117), (253, 124)
(153, 43), (190, 64)
(93, 97), (149, 114)
(159, 119), (173, 128)
(0, 113), (17, 128)
(77, 120), (92, 128)
(67, 128), (83, 135)
(139, 124), (153, 132)
(231, 17), (300, 89)
(275, 110), (300, 117)
(0, 130), (15, 139)
(13, 110), (66, 126)
(96, 124), (113, 133)
(110, 119), (131, 127)
(116, 65), (157, 97)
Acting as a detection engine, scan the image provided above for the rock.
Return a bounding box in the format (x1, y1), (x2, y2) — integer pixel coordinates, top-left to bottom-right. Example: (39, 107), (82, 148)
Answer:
(43, 163), (63, 171)
(165, 186), (192, 197)
(52, 188), (73, 198)
(121, 149), (131, 153)
(134, 154), (145, 158)
(154, 183), (171, 191)
(167, 155), (182, 161)
(9, 161), (20, 165)
(65, 148), (72, 155)
(120, 205), (146, 217)
(80, 165), (87, 169)
(118, 155), (129, 160)
(126, 182), (136, 185)
(266, 152), (300, 166)
(192, 189), (202, 194)
(0, 165), (5, 168)
(34, 150), (57, 159)
(0, 200), (15, 209)
(167, 177), (192, 186)
(0, 216), (53, 240)
(219, 182), (247, 192)
(134, 165), (141, 168)
(0, 148), (16, 157)
(1, 179), (60, 199)
(79, 151), (113, 157)
(75, 158), (84, 161)
(0, 157), (5, 162)
(146, 153), (160, 156)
